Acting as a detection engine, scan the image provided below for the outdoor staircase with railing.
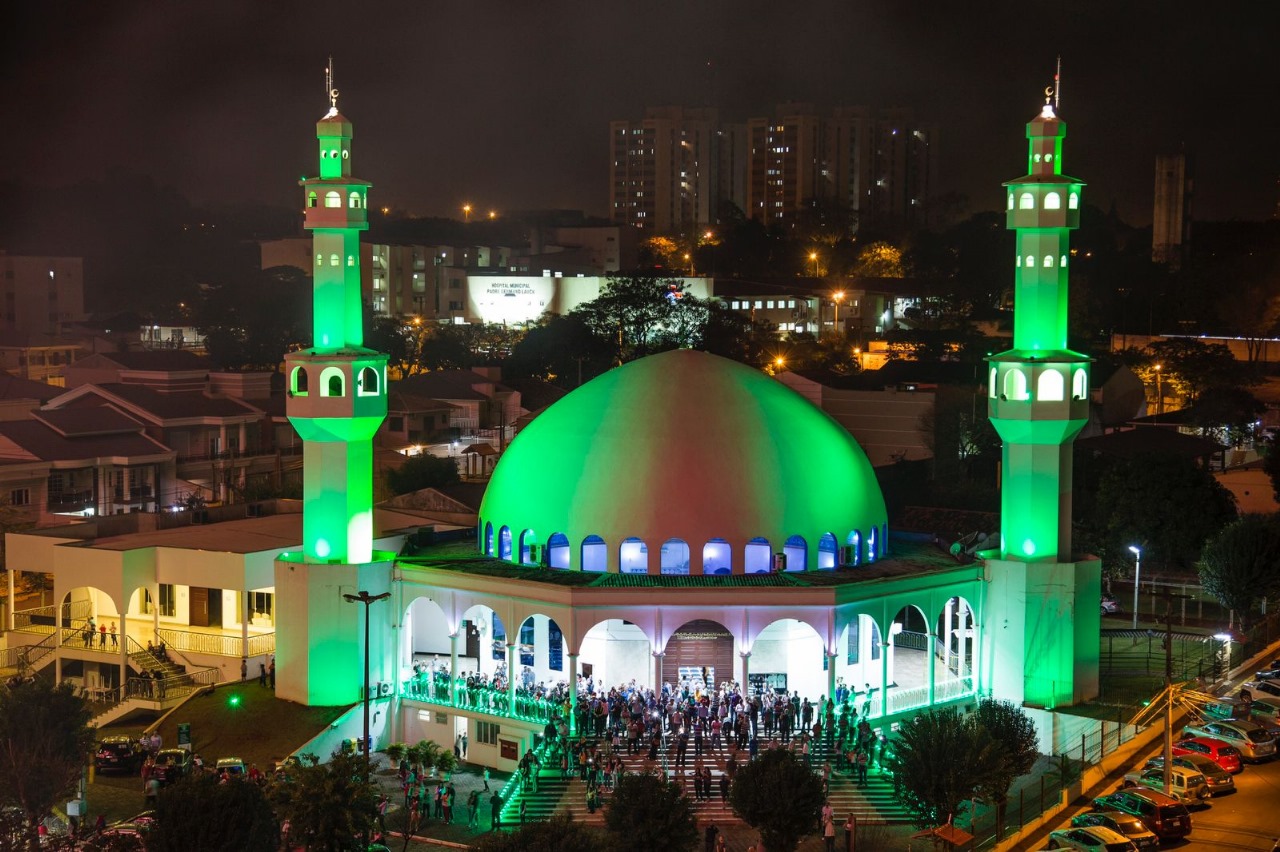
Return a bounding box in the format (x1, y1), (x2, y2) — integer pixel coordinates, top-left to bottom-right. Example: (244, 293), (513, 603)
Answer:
(502, 726), (910, 828)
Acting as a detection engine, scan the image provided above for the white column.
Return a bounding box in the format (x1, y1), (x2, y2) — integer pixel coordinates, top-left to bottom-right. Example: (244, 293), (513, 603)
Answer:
(449, 631), (460, 706)
(739, 651), (751, 696)
(878, 643), (890, 718)
(971, 621), (982, 695)
(926, 632), (937, 707)
(6, 567), (13, 631)
(943, 599), (955, 675)
(652, 650), (664, 693)
(241, 591), (250, 663)
(506, 643), (517, 715)
(826, 651), (837, 703)
(568, 653), (579, 736)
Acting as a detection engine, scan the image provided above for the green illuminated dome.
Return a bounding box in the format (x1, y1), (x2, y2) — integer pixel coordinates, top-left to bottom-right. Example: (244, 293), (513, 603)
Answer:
(479, 349), (888, 574)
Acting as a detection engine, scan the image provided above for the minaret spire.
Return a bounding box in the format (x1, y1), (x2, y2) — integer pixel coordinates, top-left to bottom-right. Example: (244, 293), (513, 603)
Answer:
(1054, 55), (1061, 111)
(326, 56), (339, 113)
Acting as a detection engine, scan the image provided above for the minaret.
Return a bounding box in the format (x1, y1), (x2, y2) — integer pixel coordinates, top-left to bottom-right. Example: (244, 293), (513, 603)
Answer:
(983, 86), (1100, 710)
(275, 65), (393, 707)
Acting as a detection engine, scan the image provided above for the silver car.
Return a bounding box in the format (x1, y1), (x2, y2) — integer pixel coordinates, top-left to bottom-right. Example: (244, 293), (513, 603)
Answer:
(1145, 754), (1234, 796)
(1181, 719), (1276, 762)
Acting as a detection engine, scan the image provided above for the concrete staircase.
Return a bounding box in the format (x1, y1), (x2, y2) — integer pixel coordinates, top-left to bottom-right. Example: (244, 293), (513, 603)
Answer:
(505, 731), (911, 827)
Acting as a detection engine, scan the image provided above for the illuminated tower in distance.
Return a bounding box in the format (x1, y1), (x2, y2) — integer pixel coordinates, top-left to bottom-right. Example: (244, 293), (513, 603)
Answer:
(983, 86), (1100, 710)
(275, 66), (392, 706)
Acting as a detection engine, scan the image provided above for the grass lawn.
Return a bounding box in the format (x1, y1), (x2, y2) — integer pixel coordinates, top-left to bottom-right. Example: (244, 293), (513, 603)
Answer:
(87, 682), (351, 823)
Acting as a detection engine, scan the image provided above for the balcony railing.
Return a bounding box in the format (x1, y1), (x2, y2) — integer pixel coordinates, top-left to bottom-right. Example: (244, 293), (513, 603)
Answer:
(155, 626), (274, 658)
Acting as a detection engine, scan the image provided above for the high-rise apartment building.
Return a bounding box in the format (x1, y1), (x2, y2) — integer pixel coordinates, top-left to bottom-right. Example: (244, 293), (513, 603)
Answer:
(1152, 152), (1192, 269)
(609, 107), (745, 233)
(612, 105), (937, 234)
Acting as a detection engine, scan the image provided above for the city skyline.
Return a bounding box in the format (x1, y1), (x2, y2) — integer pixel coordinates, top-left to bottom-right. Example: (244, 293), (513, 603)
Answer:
(7, 2), (1273, 226)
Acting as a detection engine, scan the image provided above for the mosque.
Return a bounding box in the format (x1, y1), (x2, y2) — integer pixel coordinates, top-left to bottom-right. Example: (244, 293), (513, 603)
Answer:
(6, 77), (1099, 773)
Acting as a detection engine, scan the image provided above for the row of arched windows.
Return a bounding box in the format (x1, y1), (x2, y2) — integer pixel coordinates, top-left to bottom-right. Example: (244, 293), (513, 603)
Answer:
(307, 191), (364, 209)
(316, 254), (358, 268)
(290, 365), (382, 398)
(478, 525), (887, 574)
(1016, 255), (1068, 269)
(1009, 191), (1079, 211)
(990, 366), (1087, 402)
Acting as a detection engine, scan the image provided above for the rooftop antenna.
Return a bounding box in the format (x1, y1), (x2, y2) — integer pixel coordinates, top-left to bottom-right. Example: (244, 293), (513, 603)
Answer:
(325, 56), (339, 111)
(1054, 55), (1061, 110)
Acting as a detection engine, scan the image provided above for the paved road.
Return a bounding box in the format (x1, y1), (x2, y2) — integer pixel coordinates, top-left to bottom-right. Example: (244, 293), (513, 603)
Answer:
(1045, 745), (1280, 851)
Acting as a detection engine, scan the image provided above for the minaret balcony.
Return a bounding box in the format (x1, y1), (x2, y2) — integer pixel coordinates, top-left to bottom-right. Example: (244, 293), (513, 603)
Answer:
(987, 356), (1090, 442)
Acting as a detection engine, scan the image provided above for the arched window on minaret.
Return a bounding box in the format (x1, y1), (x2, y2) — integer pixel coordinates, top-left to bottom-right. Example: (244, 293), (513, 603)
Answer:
(1072, 368), (1088, 400)
(358, 366), (380, 397)
(1044, 192), (1062, 210)
(1043, 255), (1054, 268)
(1004, 368), (1029, 401)
(325, 191), (341, 208)
(1025, 255), (1034, 267)
(308, 191), (318, 208)
(989, 367), (998, 398)
(1037, 369), (1065, 401)
(329, 254), (340, 267)
(320, 367), (345, 397)
(1007, 193), (1014, 210)
(1019, 192), (1035, 210)
(349, 191), (362, 209)
(1068, 192), (1079, 210)
(290, 366), (309, 396)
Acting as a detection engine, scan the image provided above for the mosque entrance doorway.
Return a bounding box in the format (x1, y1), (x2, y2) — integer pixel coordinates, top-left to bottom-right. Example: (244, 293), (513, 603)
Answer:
(662, 619), (733, 691)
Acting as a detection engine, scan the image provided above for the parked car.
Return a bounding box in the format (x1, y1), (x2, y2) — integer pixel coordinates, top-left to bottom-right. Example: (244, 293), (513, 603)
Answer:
(1181, 719), (1276, 762)
(151, 749), (191, 785)
(1092, 789), (1192, 841)
(1122, 765), (1209, 806)
(1070, 811), (1159, 850)
(1248, 697), (1280, 735)
(1170, 736), (1244, 774)
(215, 757), (246, 778)
(94, 736), (144, 774)
(1239, 679), (1280, 703)
(1101, 594), (1121, 616)
(1254, 659), (1280, 680)
(1146, 752), (1235, 794)
(1047, 825), (1137, 850)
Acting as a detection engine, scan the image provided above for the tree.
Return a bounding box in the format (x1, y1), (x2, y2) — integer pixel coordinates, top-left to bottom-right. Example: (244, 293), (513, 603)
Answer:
(852, 241), (904, 278)
(603, 771), (697, 852)
(271, 751), (377, 852)
(1075, 452), (1237, 574)
(0, 679), (94, 851)
(1198, 513), (1280, 631)
(195, 265), (312, 371)
(729, 748), (825, 852)
(384, 453), (460, 496)
(148, 774), (277, 852)
(472, 811), (607, 852)
(970, 698), (1039, 826)
(886, 706), (1008, 829)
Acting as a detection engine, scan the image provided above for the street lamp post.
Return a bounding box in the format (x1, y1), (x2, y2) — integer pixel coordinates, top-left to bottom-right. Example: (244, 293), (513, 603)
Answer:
(1129, 545), (1142, 629)
(833, 291), (845, 339)
(462, 203), (472, 222)
(343, 591), (391, 781)
(809, 251), (819, 278)
(1154, 363), (1163, 416)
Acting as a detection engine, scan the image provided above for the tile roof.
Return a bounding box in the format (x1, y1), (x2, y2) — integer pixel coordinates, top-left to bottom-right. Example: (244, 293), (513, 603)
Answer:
(33, 406), (144, 437)
(0, 419), (171, 463)
(92, 384), (263, 420)
(0, 373), (60, 402)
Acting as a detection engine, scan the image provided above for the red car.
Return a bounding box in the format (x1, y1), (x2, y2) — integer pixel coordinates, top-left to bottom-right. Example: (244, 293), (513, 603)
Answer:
(1173, 736), (1244, 774)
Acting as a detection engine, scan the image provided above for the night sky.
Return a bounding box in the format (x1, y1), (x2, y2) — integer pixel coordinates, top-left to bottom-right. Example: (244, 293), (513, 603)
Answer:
(6, 2), (1276, 225)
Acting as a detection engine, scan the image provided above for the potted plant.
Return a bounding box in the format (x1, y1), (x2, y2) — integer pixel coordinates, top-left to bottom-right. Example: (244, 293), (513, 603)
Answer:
(434, 749), (458, 780)
(384, 742), (408, 764)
